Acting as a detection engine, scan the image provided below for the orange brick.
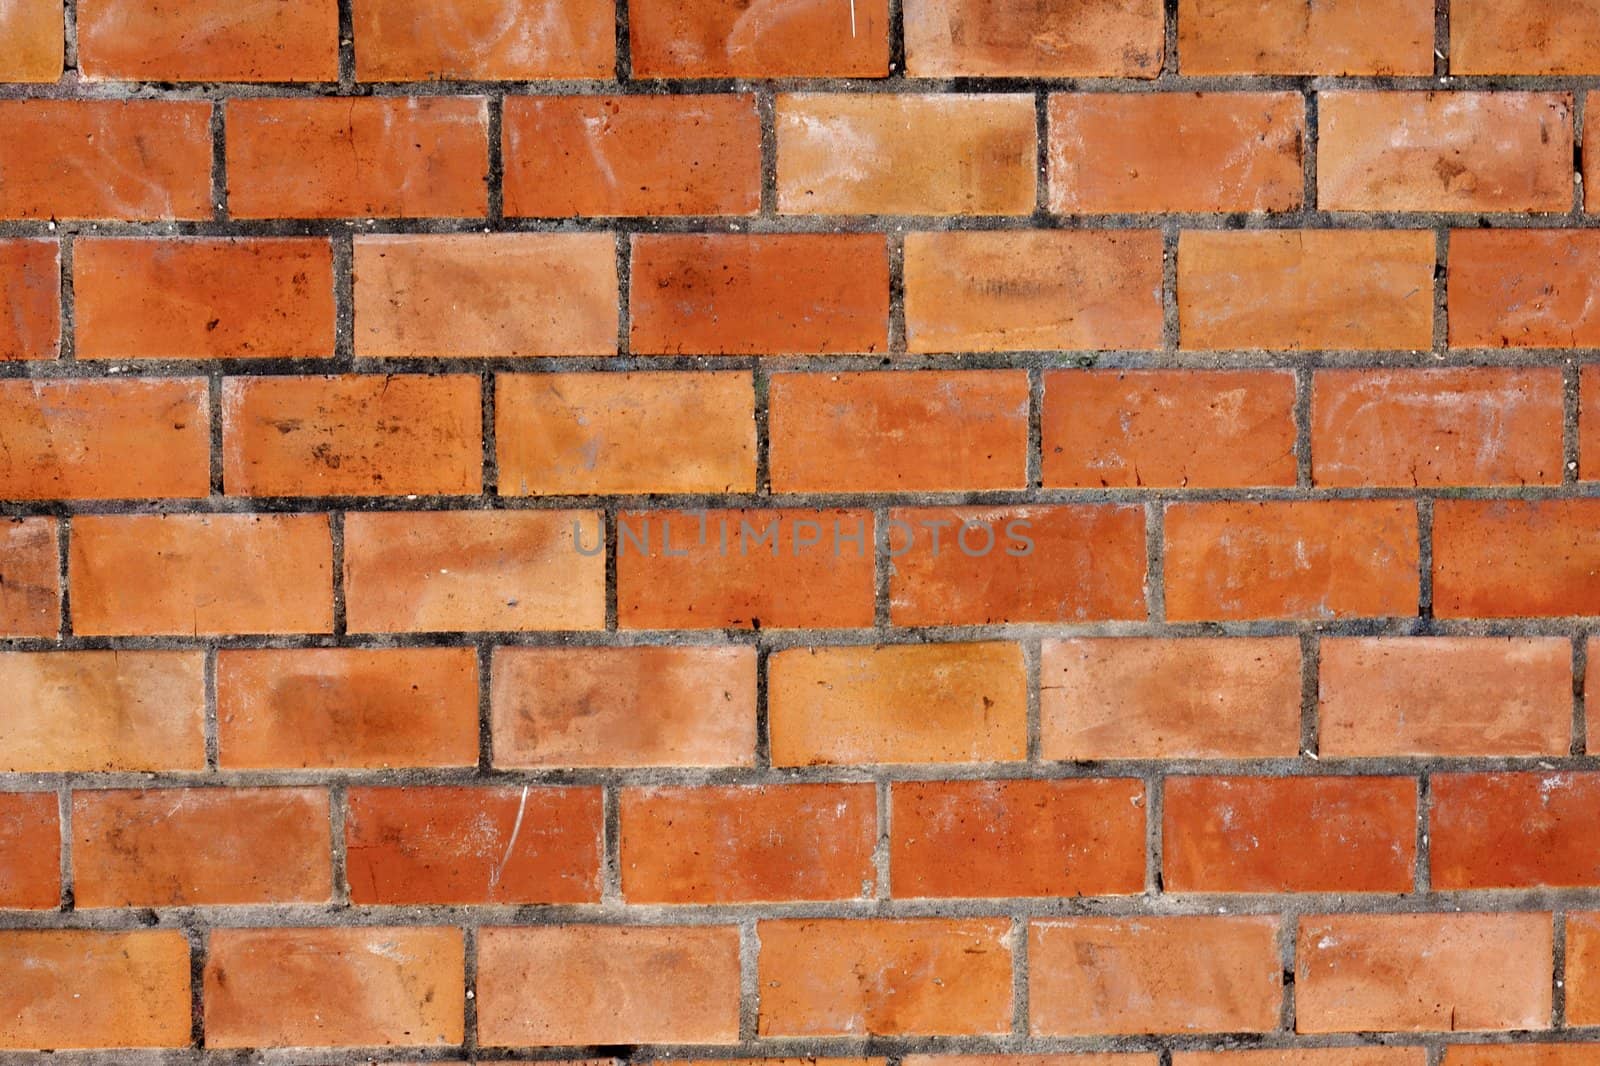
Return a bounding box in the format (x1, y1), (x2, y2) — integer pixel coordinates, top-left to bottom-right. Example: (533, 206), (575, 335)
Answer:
(0, 379), (209, 500)
(1452, 0), (1600, 73)
(0, 100), (211, 220)
(631, 233), (889, 355)
(1043, 369), (1298, 488)
(1319, 636), (1571, 757)
(346, 786), (601, 904)
(777, 94), (1035, 215)
(1433, 500), (1600, 618)
(1179, 230), (1435, 351)
(616, 509), (875, 629)
(1431, 773), (1600, 888)
(72, 787), (330, 907)
(1041, 637), (1303, 760)
(889, 505), (1147, 625)
(70, 513), (332, 637)
(1164, 776), (1416, 893)
(0, 517), (59, 637)
(227, 97), (489, 219)
(0, 0), (62, 81)
(1049, 93), (1303, 213)
(912, 1058), (1158, 1066)
(1297, 913), (1552, 1032)
(1178, 0), (1433, 74)
(344, 511), (604, 633)
(759, 918), (1013, 1036)
(1030, 916), (1281, 1035)
(78, 0), (337, 80)
(504, 94), (759, 217)
(892, 779), (1146, 898)
(629, 0), (889, 77)
(906, 0), (1161, 76)
(621, 783), (876, 903)
(491, 645), (756, 768)
(0, 240), (59, 359)
(1587, 368), (1600, 479)
(0, 793), (59, 909)
(75, 237), (335, 360)
(769, 370), (1029, 492)
(353, 233), (616, 357)
(1319, 92), (1573, 212)
(1179, 1053), (1426, 1066)
(497, 371), (754, 495)
(1164, 501), (1419, 621)
(222, 374), (480, 497)
(1590, 93), (1600, 212)
(352, 0), (613, 79)
(905, 230), (1163, 353)
(0, 651), (204, 772)
(0, 931), (190, 1050)
(205, 927), (464, 1049)
(478, 925), (741, 1045)
(1450, 230), (1600, 348)
(217, 647), (479, 769)
(1568, 912), (1600, 1025)
(768, 642), (1027, 766)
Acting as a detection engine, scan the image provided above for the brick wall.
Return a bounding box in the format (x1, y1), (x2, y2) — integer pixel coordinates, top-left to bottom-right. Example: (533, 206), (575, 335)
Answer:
(1, 0), (1598, 1060)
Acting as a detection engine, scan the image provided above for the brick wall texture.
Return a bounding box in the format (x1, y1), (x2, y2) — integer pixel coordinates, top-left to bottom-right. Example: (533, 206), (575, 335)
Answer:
(1, 0), (1599, 1061)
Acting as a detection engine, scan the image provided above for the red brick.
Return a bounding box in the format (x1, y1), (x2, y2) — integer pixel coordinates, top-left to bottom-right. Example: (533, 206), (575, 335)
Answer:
(631, 233), (889, 356)
(1450, 230), (1600, 348)
(78, 0), (337, 81)
(768, 642), (1027, 766)
(1030, 916), (1282, 1035)
(1590, 93), (1600, 212)
(892, 778), (1146, 898)
(1452, 0), (1600, 74)
(1319, 636), (1572, 757)
(1587, 368), (1600, 479)
(1313, 367), (1563, 486)
(69, 513), (332, 636)
(1178, 0), (1433, 74)
(0, 793), (58, 910)
(346, 785), (601, 904)
(75, 237), (334, 360)
(352, 0), (613, 79)
(1041, 637), (1302, 760)
(1164, 500), (1419, 621)
(0, 0), (62, 81)
(491, 645), (756, 768)
(227, 97), (489, 219)
(217, 647), (479, 769)
(205, 927), (464, 1049)
(1297, 913), (1552, 1032)
(343, 511), (605, 633)
(497, 371), (755, 495)
(621, 783), (876, 903)
(889, 505), (1147, 626)
(759, 918), (1013, 1036)
(0, 651), (205, 772)
(1049, 93), (1303, 213)
(906, 0), (1161, 76)
(222, 374), (480, 497)
(0, 100), (211, 220)
(1433, 500), (1600, 617)
(0, 240), (59, 359)
(0, 379), (208, 500)
(1164, 776), (1416, 893)
(1179, 230), (1435, 351)
(616, 509), (876, 629)
(72, 787), (330, 907)
(1431, 773), (1600, 888)
(477, 925), (741, 1045)
(1568, 912), (1600, 1026)
(629, 0), (889, 77)
(1043, 369), (1297, 488)
(905, 230), (1163, 353)
(504, 94), (759, 217)
(770, 370), (1030, 492)
(1179, 1053), (1425, 1066)
(777, 93), (1035, 215)
(1319, 92), (1573, 211)
(0, 930), (190, 1050)
(0, 518), (59, 637)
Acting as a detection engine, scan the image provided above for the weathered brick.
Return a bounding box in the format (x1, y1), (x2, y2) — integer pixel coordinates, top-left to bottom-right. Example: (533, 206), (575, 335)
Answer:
(1449, 230), (1600, 348)
(1433, 500), (1600, 617)
(1445, 1047), (1600, 1066)
(1452, 0), (1600, 74)
(78, 0), (337, 81)
(0, 0), (62, 81)
(1567, 912), (1600, 1026)
(1178, 1053), (1426, 1066)
(0, 518), (60, 638)
(629, 0), (890, 77)
(0, 931), (190, 1050)
(1586, 368), (1600, 479)
(1177, 0), (1433, 74)
(352, 0), (613, 79)
(0, 793), (59, 910)
(906, 0), (1161, 76)
(1431, 773), (1600, 888)
(0, 240), (59, 359)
